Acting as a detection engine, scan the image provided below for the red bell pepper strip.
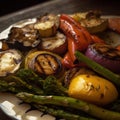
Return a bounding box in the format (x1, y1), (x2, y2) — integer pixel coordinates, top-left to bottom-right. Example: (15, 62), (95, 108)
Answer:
(62, 52), (75, 68)
(60, 14), (94, 43)
(67, 36), (78, 62)
(60, 14), (93, 51)
(60, 14), (105, 68)
(62, 52), (86, 69)
(91, 35), (105, 44)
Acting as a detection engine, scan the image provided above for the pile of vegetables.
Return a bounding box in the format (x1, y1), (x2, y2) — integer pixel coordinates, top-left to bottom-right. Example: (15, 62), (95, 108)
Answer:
(1, 10), (120, 120)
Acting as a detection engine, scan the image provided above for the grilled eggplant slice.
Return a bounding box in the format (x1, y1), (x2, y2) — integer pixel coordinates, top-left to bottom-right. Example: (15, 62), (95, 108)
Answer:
(34, 14), (59, 37)
(0, 49), (23, 76)
(39, 31), (67, 55)
(7, 24), (41, 51)
(25, 50), (64, 77)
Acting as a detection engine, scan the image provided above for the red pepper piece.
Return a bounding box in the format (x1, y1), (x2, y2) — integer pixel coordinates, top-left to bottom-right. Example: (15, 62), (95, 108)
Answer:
(62, 52), (86, 69)
(67, 36), (78, 62)
(60, 15), (93, 51)
(91, 35), (105, 44)
(62, 52), (75, 68)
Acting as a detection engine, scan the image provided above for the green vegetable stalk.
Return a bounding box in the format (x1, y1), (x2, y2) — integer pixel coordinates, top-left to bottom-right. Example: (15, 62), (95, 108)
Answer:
(75, 51), (120, 87)
(0, 75), (44, 95)
(17, 92), (120, 120)
(0, 80), (24, 93)
(33, 104), (96, 120)
(16, 68), (44, 87)
(43, 75), (68, 96)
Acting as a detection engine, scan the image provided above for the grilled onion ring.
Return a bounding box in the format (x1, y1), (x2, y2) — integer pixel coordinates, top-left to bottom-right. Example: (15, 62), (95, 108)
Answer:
(85, 43), (120, 73)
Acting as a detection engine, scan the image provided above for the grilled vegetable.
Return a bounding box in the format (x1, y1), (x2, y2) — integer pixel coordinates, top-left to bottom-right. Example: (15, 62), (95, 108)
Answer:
(7, 24), (41, 51)
(43, 75), (68, 96)
(25, 50), (65, 77)
(99, 30), (120, 47)
(64, 67), (96, 87)
(34, 14), (59, 37)
(39, 31), (67, 55)
(16, 69), (67, 96)
(60, 14), (93, 52)
(108, 17), (120, 33)
(0, 49), (22, 77)
(17, 92), (120, 120)
(85, 43), (120, 73)
(70, 11), (108, 33)
(0, 40), (9, 51)
(75, 51), (120, 87)
(68, 74), (118, 106)
(33, 104), (96, 120)
(60, 14), (105, 68)
(0, 74), (44, 94)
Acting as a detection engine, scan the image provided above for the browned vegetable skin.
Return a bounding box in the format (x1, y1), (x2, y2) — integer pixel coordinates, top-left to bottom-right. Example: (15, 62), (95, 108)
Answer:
(85, 43), (120, 73)
(7, 24), (41, 51)
(108, 17), (120, 34)
(25, 50), (65, 78)
(64, 67), (96, 87)
(68, 74), (118, 106)
(70, 10), (108, 33)
(39, 31), (67, 55)
(0, 49), (23, 77)
(34, 14), (59, 37)
(0, 40), (9, 51)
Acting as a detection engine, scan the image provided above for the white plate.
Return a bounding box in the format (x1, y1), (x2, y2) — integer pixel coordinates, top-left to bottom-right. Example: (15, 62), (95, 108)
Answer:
(0, 92), (55, 120)
(0, 15), (120, 120)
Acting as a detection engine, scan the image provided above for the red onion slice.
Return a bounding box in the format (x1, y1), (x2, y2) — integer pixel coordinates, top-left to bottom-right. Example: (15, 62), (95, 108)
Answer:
(85, 43), (120, 73)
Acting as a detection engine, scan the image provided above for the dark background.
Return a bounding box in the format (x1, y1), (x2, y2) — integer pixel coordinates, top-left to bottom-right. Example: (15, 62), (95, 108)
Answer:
(0, 0), (120, 17)
(0, 0), (48, 16)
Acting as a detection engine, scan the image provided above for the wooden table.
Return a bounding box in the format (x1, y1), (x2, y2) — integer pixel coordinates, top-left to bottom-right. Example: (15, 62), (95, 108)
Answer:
(0, 0), (120, 119)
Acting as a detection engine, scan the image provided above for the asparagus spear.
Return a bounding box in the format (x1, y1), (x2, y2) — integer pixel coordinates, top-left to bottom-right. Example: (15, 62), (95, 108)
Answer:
(16, 68), (44, 87)
(17, 92), (120, 120)
(43, 75), (68, 96)
(33, 104), (96, 120)
(75, 51), (120, 86)
(0, 79), (31, 93)
(1, 75), (44, 95)
(107, 99), (120, 112)
(17, 69), (68, 96)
